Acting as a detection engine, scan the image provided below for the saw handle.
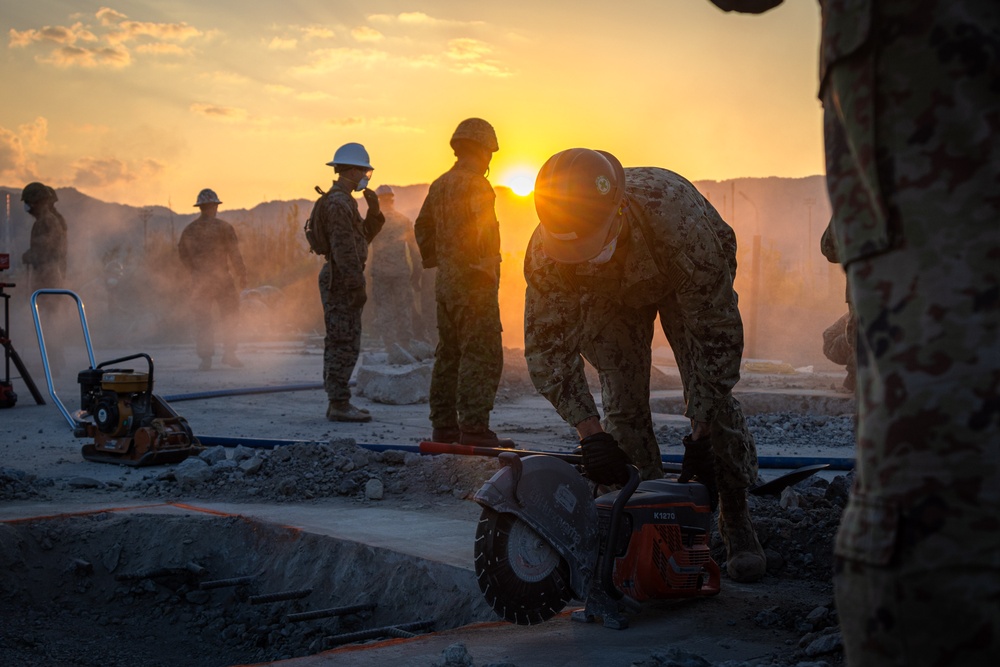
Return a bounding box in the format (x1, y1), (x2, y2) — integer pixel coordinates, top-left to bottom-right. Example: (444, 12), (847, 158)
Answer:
(601, 465), (642, 600)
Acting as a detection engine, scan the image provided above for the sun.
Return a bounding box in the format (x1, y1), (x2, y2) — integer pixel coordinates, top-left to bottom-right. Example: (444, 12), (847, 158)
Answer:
(500, 166), (537, 197)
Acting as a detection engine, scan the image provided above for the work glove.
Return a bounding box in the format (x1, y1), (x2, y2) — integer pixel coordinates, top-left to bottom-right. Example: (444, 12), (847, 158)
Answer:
(579, 432), (631, 487)
(349, 286), (367, 309)
(362, 188), (380, 219)
(678, 435), (718, 509)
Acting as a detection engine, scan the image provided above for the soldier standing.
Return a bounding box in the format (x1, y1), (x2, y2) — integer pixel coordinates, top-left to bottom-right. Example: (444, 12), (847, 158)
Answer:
(710, 1), (1000, 663)
(21, 182), (69, 371)
(20, 182), (67, 293)
(525, 148), (766, 583)
(178, 189), (247, 371)
(315, 143), (385, 422)
(370, 184), (420, 357)
(415, 118), (512, 446)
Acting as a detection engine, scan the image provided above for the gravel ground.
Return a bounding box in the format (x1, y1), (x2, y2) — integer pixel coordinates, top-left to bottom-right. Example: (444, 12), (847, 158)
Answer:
(0, 339), (857, 667)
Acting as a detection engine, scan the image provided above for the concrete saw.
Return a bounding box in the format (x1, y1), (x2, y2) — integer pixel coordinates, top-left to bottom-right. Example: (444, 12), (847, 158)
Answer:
(473, 453), (720, 629)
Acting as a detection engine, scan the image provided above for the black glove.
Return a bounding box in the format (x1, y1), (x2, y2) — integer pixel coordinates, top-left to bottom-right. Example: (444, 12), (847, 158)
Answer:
(362, 188), (380, 218)
(350, 286), (367, 309)
(678, 435), (718, 507)
(580, 432), (631, 486)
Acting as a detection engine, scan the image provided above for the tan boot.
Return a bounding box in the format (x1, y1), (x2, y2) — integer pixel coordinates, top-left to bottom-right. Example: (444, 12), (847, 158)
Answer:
(326, 400), (372, 423)
(718, 487), (767, 583)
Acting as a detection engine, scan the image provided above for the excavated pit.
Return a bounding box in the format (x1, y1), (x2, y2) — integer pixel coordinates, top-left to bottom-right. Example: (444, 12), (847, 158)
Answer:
(0, 511), (494, 666)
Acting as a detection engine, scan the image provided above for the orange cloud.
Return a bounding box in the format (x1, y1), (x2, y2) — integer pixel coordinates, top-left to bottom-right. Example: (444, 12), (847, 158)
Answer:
(189, 103), (249, 122)
(71, 156), (165, 189)
(351, 26), (383, 43)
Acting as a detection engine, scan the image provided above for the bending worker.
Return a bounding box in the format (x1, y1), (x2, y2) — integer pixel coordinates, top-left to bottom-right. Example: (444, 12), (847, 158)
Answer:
(524, 148), (766, 582)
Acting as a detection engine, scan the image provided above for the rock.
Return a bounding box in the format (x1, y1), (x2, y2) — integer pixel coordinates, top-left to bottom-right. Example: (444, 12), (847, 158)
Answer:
(804, 630), (843, 656)
(198, 446), (228, 466)
(231, 445), (255, 462)
(435, 642), (474, 667)
(238, 456), (263, 475)
(173, 458), (213, 488)
(365, 478), (384, 500)
(355, 363), (432, 405)
(387, 343), (418, 366)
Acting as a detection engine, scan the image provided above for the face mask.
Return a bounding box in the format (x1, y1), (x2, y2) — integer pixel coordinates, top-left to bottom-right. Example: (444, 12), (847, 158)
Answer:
(353, 169), (373, 192)
(588, 235), (619, 265)
(23, 203), (31, 213)
(588, 218), (623, 265)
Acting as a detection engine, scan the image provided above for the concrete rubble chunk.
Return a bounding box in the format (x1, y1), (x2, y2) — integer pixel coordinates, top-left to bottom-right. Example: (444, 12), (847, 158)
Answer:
(355, 362), (432, 405)
(364, 478), (384, 500)
(199, 446), (228, 466)
(173, 458), (213, 488)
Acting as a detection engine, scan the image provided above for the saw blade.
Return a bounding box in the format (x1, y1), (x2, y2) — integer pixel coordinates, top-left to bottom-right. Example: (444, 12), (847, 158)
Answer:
(474, 508), (574, 625)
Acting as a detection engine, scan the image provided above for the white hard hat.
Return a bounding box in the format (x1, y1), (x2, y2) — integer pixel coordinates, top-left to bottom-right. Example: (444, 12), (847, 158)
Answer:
(327, 142), (373, 170)
(194, 188), (222, 206)
(375, 184), (394, 196)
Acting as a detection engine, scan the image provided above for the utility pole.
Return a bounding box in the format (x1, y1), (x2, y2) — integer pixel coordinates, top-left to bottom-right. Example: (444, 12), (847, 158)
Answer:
(805, 197), (816, 287)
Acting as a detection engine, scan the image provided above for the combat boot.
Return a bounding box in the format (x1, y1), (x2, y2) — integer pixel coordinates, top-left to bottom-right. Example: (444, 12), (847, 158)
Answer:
(326, 400), (372, 423)
(718, 487), (767, 583)
(431, 427), (461, 443)
(459, 427), (517, 449)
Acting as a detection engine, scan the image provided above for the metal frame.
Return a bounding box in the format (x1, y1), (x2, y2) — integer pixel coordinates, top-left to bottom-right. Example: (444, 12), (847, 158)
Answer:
(30, 289), (96, 429)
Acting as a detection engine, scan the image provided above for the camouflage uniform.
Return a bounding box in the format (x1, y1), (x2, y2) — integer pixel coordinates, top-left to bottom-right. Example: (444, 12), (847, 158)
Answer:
(820, 221), (857, 391)
(23, 207), (67, 290)
(178, 215), (246, 362)
(415, 161), (503, 433)
(524, 167), (758, 486)
(819, 2), (1000, 663)
(317, 189), (383, 402)
(370, 205), (419, 351)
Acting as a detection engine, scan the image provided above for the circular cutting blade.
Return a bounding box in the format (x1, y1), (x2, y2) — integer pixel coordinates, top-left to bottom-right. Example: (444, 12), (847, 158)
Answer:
(474, 508), (574, 625)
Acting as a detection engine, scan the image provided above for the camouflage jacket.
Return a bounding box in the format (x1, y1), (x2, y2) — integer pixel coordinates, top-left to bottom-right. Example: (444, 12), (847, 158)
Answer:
(178, 215), (247, 285)
(524, 167), (743, 426)
(414, 160), (501, 304)
(318, 188), (384, 292)
(370, 206), (419, 281)
(23, 207), (68, 277)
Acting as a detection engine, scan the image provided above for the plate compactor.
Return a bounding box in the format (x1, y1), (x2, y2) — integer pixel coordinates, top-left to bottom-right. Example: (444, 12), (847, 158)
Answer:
(473, 452), (720, 630)
(30, 289), (199, 467)
(76, 353), (200, 466)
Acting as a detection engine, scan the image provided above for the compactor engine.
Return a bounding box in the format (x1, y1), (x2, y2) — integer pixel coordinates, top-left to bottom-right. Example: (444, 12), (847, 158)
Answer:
(76, 353), (199, 466)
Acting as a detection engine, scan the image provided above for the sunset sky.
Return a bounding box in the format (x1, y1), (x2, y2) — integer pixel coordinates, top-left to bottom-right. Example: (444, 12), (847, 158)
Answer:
(1, 1), (824, 210)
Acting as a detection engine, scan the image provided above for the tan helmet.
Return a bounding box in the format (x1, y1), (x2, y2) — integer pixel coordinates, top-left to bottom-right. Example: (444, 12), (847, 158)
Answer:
(450, 118), (499, 153)
(194, 188), (222, 207)
(375, 184), (394, 197)
(534, 148), (626, 264)
(21, 182), (55, 205)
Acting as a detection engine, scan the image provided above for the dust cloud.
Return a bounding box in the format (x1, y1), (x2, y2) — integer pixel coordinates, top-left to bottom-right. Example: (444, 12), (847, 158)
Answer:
(0, 175), (847, 388)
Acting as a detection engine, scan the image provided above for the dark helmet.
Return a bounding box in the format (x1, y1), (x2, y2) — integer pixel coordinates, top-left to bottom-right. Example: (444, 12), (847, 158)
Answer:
(21, 182), (55, 205)
(534, 148), (626, 263)
(450, 118), (499, 153)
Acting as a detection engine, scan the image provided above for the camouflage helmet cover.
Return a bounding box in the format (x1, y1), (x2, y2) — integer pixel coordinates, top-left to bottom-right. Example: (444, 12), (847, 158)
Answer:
(450, 118), (499, 153)
(21, 181), (56, 205)
(194, 188), (222, 206)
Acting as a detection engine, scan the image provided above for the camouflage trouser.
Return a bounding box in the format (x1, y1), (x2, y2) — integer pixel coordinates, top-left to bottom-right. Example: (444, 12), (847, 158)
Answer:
(191, 278), (239, 360)
(581, 304), (663, 479)
(372, 275), (413, 351)
(319, 263), (363, 402)
(657, 308), (758, 493)
(825, 2), (1000, 663)
(822, 309), (857, 389)
(428, 296), (502, 431)
(581, 304), (757, 486)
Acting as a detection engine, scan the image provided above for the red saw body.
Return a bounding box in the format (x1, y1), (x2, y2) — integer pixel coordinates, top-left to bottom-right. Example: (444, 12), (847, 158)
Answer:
(473, 453), (720, 630)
